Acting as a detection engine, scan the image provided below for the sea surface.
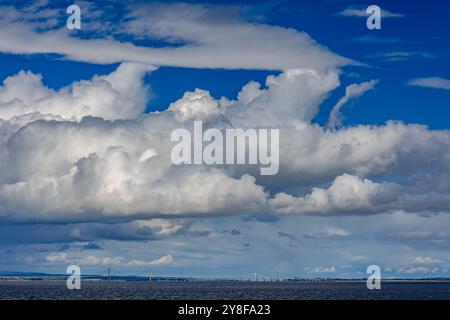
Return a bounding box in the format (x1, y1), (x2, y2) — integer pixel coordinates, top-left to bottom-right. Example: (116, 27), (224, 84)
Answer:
(1, 280), (450, 300)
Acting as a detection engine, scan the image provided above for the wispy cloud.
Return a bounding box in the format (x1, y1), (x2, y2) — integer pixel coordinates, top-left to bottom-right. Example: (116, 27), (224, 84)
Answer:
(327, 79), (379, 129)
(308, 266), (337, 273)
(368, 51), (437, 62)
(338, 6), (405, 18)
(0, 2), (351, 71)
(351, 35), (405, 44)
(407, 77), (450, 90)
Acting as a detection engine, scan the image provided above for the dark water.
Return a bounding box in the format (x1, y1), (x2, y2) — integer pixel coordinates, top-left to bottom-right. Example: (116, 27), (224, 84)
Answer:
(1, 280), (450, 300)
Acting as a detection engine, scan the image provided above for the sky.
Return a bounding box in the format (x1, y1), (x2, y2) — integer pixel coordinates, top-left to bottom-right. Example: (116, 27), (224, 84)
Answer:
(0, 0), (449, 279)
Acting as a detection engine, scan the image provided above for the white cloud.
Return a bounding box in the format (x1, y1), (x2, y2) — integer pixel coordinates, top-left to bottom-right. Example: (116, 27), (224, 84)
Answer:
(407, 77), (450, 90)
(394, 256), (448, 274)
(270, 174), (400, 215)
(46, 252), (174, 268)
(413, 256), (441, 265)
(368, 51), (437, 62)
(338, 6), (404, 18)
(303, 227), (350, 239)
(0, 63), (156, 121)
(278, 120), (450, 189)
(45, 252), (68, 263)
(237, 81), (263, 104)
(0, 2), (351, 71)
(228, 69), (341, 127)
(169, 89), (222, 122)
(0, 63), (450, 224)
(138, 148), (158, 163)
(310, 266), (337, 273)
(327, 79), (378, 129)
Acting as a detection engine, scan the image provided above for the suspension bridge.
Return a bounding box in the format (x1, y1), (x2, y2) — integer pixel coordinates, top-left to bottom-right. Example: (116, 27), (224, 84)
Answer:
(87, 267), (284, 282)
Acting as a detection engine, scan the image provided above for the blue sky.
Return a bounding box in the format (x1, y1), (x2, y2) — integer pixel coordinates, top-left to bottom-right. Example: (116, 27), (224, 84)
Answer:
(1, 0), (449, 128)
(0, 0), (450, 279)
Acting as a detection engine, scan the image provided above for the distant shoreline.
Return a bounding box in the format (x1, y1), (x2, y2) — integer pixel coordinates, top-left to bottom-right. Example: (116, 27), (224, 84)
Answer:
(1, 277), (450, 283)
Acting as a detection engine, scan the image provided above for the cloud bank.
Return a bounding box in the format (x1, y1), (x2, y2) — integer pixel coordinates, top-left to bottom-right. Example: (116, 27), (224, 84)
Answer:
(0, 63), (449, 229)
(46, 252), (174, 268)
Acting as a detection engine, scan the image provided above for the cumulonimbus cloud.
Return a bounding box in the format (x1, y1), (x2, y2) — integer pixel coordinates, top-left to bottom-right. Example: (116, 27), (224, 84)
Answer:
(0, 63), (450, 227)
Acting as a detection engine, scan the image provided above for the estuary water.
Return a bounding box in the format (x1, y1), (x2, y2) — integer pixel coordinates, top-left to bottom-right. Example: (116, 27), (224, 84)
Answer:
(1, 280), (450, 300)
